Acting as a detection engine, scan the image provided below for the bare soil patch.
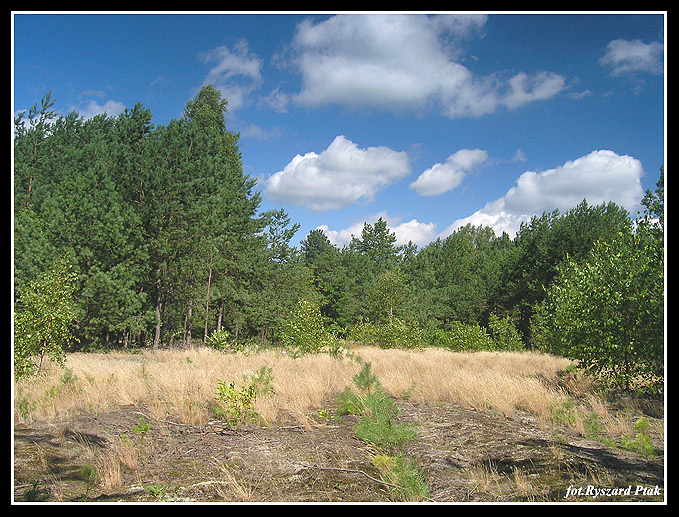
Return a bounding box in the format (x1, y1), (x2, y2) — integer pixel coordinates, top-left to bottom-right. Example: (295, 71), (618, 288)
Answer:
(13, 397), (664, 503)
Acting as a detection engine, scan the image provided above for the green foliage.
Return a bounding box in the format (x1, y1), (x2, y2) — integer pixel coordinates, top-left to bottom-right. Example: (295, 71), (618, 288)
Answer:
(380, 318), (426, 349)
(353, 391), (417, 450)
(13, 257), (78, 378)
(13, 88), (664, 402)
(249, 365), (275, 397)
(550, 398), (577, 426)
(336, 362), (427, 500)
(205, 328), (238, 352)
(183, 84), (228, 128)
(144, 482), (177, 502)
(213, 379), (259, 424)
(367, 269), (406, 323)
(350, 317), (425, 349)
(372, 453), (431, 502)
(426, 321), (494, 352)
(619, 418), (656, 457)
(487, 314), (524, 351)
(337, 363), (416, 452)
(132, 417), (152, 438)
(14, 87), (267, 351)
(213, 367), (274, 424)
(280, 298), (339, 356)
(533, 229), (664, 396)
(349, 218), (399, 273)
(498, 200), (633, 343)
(14, 387), (37, 421)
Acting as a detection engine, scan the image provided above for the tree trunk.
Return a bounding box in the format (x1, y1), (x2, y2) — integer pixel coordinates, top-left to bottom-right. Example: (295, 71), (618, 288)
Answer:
(217, 300), (224, 332)
(203, 267), (213, 344)
(153, 296), (162, 350)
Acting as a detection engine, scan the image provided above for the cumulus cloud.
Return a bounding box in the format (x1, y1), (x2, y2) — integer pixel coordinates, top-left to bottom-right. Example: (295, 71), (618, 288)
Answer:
(287, 14), (565, 118)
(318, 212), (438, 248)
(410, 148), (489, 196)
(600, 39), (664, 76)
(264, 135), (411, 211)
(442, 150), (645, 239)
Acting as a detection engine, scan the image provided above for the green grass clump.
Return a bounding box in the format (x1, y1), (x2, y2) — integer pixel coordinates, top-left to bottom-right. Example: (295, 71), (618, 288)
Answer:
(372, 453), (431, 502)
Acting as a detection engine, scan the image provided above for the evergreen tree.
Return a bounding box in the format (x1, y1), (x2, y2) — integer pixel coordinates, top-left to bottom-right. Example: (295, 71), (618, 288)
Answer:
(301, 229), (347, 329)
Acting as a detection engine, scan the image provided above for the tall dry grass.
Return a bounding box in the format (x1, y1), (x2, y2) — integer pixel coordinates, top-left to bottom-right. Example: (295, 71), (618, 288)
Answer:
(13, 345), (581, 427)
(357, 347), (574, 419)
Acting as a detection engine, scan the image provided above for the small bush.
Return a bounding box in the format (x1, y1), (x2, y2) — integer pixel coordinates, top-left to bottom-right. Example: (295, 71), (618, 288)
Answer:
(280, 299), (338, 356)
(132, 417), (152, 438)
(14, 258), (78, 378)
(372, 453), (431, 502)
(487, 314), (524, 351)
(619, 417), (656, 457)
(349, 317), (425, 349)
(427, 322), (493, 351)
(213, 379), (258, 424)
(348, 319), (380, 346)
(354, 391), (416, 450)
(213, 367), (275, 425)
(205, 329), (233, 351)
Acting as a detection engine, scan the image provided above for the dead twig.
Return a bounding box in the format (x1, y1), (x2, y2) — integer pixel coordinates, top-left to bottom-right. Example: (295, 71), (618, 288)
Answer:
(290, 460), (436, 502)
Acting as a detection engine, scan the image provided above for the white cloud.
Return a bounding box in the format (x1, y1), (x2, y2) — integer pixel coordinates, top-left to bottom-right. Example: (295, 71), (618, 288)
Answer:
(511, 149), (527, 163)
(288, 14), (565, 118)
(199, 39), (263, 111)
(502, 72), (566, 109)
(600, 39), (664, 76)
(262, 86), (290, 113)
(73, 99), (127, 119)
(318, 212), (438, 248)
(410, 148), (489, 196)
(264, 135), (411, 211)
(442, 150), (645, 239)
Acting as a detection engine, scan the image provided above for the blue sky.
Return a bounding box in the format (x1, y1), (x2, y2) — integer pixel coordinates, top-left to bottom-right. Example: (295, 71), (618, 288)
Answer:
(13, 12), (665, 248)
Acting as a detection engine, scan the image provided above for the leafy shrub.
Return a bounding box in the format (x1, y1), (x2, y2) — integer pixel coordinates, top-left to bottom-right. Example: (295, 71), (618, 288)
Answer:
(205, 329), (232, 351)
(531, 232), (664, 396)
(280, 299), (339, 356)
(348, 319), (380, 346)
(349, 317), (425, 349)
(132, 416), (152, 438)
(213, 367), (275, 425)
(487, 314), (524, 351)
(213, 379), (258, 424)
(620, 417), (656, 457)
(427, 321), (493, 352)
(14, 258), (78, 378)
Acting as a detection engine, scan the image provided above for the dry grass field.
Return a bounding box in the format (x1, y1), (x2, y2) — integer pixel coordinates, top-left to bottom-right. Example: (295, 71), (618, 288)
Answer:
(13, 345), (665, 502)
(14, 346), (577, 425)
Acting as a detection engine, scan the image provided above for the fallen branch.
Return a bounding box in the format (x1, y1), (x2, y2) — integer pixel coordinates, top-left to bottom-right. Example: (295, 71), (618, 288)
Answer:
(290, 460), (435, 501)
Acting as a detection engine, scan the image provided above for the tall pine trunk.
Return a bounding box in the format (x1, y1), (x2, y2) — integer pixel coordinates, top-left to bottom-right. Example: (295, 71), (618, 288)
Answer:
(203, 267), (213, 344)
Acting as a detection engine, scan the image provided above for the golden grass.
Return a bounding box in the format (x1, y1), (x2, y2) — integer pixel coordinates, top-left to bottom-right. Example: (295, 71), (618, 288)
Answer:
(357, 347), (574, 419)
(13, 345), (581, 427)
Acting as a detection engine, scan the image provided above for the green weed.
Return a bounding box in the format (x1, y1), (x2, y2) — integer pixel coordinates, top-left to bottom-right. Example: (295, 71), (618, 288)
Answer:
(372, 453), (431, 501)
(619, 417), (656, 457)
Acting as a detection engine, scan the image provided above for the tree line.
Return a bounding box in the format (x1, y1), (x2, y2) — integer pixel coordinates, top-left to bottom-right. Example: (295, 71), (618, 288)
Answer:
(13, 87), (664, 395)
